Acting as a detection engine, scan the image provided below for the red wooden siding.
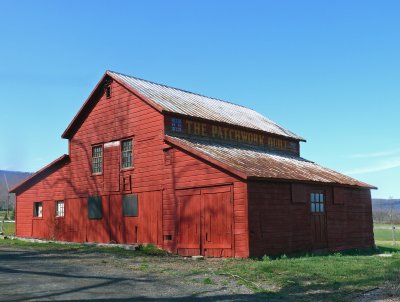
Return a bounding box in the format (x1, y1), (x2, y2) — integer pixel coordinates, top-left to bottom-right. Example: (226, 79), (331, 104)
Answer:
(16, 79), (165, 246)
(248, 181), (374, 257)
(175, 186), (233, 257)
(326, 188), (374, 251)
(162, 147), (249, 258)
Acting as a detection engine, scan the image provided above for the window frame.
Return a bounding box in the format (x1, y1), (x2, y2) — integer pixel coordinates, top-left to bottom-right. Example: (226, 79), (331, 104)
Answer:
(55, 200), (65, 218)
(310, 191), (325, 214)
(122, 194), (138, 217)
(121, 139), (133, 170)
(33, 202), (43, 218)
(88, 196), (103, 220)
(91, 144), (103, 175)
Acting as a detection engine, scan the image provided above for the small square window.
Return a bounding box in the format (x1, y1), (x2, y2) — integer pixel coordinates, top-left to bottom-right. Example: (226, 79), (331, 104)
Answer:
(56, 201), (65, 217)
(88, 196), (102, 219)
(33, 202), (43, 218)
(122, 194), (138, 217)
(171, 118), (182, 132)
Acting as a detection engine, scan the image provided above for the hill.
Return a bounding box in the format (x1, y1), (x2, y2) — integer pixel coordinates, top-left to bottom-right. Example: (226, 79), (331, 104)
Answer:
(372, 198), (400, 212)
(372, 198), (400, 224)
(0, 170), (32, 210)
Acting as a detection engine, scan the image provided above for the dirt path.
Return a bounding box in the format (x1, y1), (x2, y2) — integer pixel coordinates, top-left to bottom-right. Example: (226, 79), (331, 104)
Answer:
(0, 247), (267, 302)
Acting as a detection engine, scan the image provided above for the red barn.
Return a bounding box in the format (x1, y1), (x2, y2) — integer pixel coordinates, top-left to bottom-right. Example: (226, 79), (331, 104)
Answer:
(11, 71), (376, 257)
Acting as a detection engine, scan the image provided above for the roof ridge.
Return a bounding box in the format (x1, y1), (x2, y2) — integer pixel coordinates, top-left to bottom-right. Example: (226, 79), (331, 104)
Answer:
(107, 70), (254, 110)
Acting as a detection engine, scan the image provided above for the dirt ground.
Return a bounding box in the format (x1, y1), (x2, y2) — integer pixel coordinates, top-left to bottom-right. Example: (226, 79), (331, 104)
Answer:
(0, 247), (268, 302)
(0, 246), (398, 302)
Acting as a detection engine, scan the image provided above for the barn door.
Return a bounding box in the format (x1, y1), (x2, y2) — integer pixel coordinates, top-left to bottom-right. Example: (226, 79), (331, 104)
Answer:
(310, 191), (327, 249)
(177, 189), (201, 256)
(202, 186), (232, 256)
(103, 141), (120, 192)
(109, 195), (124, 243)
(176, 186), (233, 257)
(138, 191), (162, 245)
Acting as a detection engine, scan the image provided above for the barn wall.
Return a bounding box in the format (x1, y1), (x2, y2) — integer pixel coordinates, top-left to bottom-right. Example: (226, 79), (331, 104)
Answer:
(327, 188), (374, 251)
(16, 163), (71, 237)
(248, 181), (312, 256)
(16, 78), (166, 245)
(162, 148), (249, 258)
(69, 78), (165, 198)
(248, 181), (374, 257)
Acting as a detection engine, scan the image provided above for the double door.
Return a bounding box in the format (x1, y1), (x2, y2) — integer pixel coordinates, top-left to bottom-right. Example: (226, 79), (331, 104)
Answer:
(177, 186), (233, 257)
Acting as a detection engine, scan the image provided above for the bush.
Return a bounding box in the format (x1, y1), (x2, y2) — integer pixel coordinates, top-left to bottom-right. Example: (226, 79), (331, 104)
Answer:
(135, 244), (169, 256)
(10, 211), (15, 220)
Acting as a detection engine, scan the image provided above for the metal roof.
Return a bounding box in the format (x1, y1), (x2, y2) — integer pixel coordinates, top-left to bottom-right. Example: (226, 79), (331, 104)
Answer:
(108, 71), (304, 141)
(166, 135), (375, 189)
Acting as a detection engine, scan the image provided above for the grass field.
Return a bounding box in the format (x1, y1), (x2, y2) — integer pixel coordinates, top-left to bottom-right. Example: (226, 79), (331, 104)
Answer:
(0, 211), (15, 236)
(374, 223), (400, 243)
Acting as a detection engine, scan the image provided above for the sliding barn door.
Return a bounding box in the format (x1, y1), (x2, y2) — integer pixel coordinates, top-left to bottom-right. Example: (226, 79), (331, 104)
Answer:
(176, 186), (233, 257)
(202, 186), (233, 257)
(176, 189), (201, 256)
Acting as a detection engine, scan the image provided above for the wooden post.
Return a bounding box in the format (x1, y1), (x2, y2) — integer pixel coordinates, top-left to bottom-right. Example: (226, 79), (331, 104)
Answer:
(389, 197), (396, 246)
(3, 173), (10, 219)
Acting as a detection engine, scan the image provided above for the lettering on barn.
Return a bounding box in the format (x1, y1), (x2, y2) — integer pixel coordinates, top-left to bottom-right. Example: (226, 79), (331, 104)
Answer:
(165, 116), (299, 155)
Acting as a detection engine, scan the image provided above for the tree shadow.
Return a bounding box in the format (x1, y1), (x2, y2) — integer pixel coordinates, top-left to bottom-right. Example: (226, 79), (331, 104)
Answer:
(0, 249), (268, 302)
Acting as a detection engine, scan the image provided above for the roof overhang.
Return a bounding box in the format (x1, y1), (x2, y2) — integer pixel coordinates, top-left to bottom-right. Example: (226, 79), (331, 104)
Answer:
(164, 135), (377, 190)
(10, 155), (70, 195)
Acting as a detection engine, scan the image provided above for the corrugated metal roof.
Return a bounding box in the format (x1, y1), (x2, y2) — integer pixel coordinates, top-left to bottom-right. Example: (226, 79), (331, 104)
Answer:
(108, 71), (304, 141)
(166, 135), (375, 189)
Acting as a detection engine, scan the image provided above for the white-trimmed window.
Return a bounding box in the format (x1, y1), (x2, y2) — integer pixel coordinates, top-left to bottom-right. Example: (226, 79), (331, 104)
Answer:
(56, 201), (65, 217)
(121, 139), (133, 169)
(33, 202), (43, 218)
(92, 145), (103, 174)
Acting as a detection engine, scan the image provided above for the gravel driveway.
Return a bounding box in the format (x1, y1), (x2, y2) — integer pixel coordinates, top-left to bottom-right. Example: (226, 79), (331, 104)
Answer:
(0, 247), (266, 302)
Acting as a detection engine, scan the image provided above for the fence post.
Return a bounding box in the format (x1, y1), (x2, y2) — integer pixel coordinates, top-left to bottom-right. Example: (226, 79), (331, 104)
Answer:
(389, 197), (396, 245)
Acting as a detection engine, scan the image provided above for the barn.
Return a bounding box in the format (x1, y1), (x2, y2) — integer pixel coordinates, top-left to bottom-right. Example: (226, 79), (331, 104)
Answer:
(10, 71), (376, 258)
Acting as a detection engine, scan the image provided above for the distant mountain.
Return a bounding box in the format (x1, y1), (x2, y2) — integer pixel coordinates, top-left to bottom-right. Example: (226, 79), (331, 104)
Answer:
(372, 199), (400, 212)
(0, 170), (32, 210)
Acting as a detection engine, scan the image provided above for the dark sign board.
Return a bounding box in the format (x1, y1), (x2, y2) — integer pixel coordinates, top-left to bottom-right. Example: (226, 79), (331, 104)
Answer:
(165, 116), (299, 155)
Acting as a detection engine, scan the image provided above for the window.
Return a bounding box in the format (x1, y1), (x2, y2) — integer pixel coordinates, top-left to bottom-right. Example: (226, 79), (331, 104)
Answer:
(122, 194), (138, 217)
(33, 202), (43, 218)
(88, 196), (102, 219)
(92, 145), (103, 174)
(121, 139), (133, 169)
(56, 201), (65, 217)
(311, 192), (325, 213)
(171, 118), (182, 132)
(106, 86), (111, 98)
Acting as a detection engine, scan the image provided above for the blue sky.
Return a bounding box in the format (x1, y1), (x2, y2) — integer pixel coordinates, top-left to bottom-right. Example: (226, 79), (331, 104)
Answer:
(0, 1), (399, 198)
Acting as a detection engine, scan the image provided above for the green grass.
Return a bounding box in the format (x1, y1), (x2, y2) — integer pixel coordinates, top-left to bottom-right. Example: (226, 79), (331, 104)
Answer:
(218, 245), (400, 301)
(0, 210), (14, 221)
(202, 277), (215, 285)
(374, 223), (400, 229)
(374, 224), (400, 242)
(1, 222), (15, 236)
